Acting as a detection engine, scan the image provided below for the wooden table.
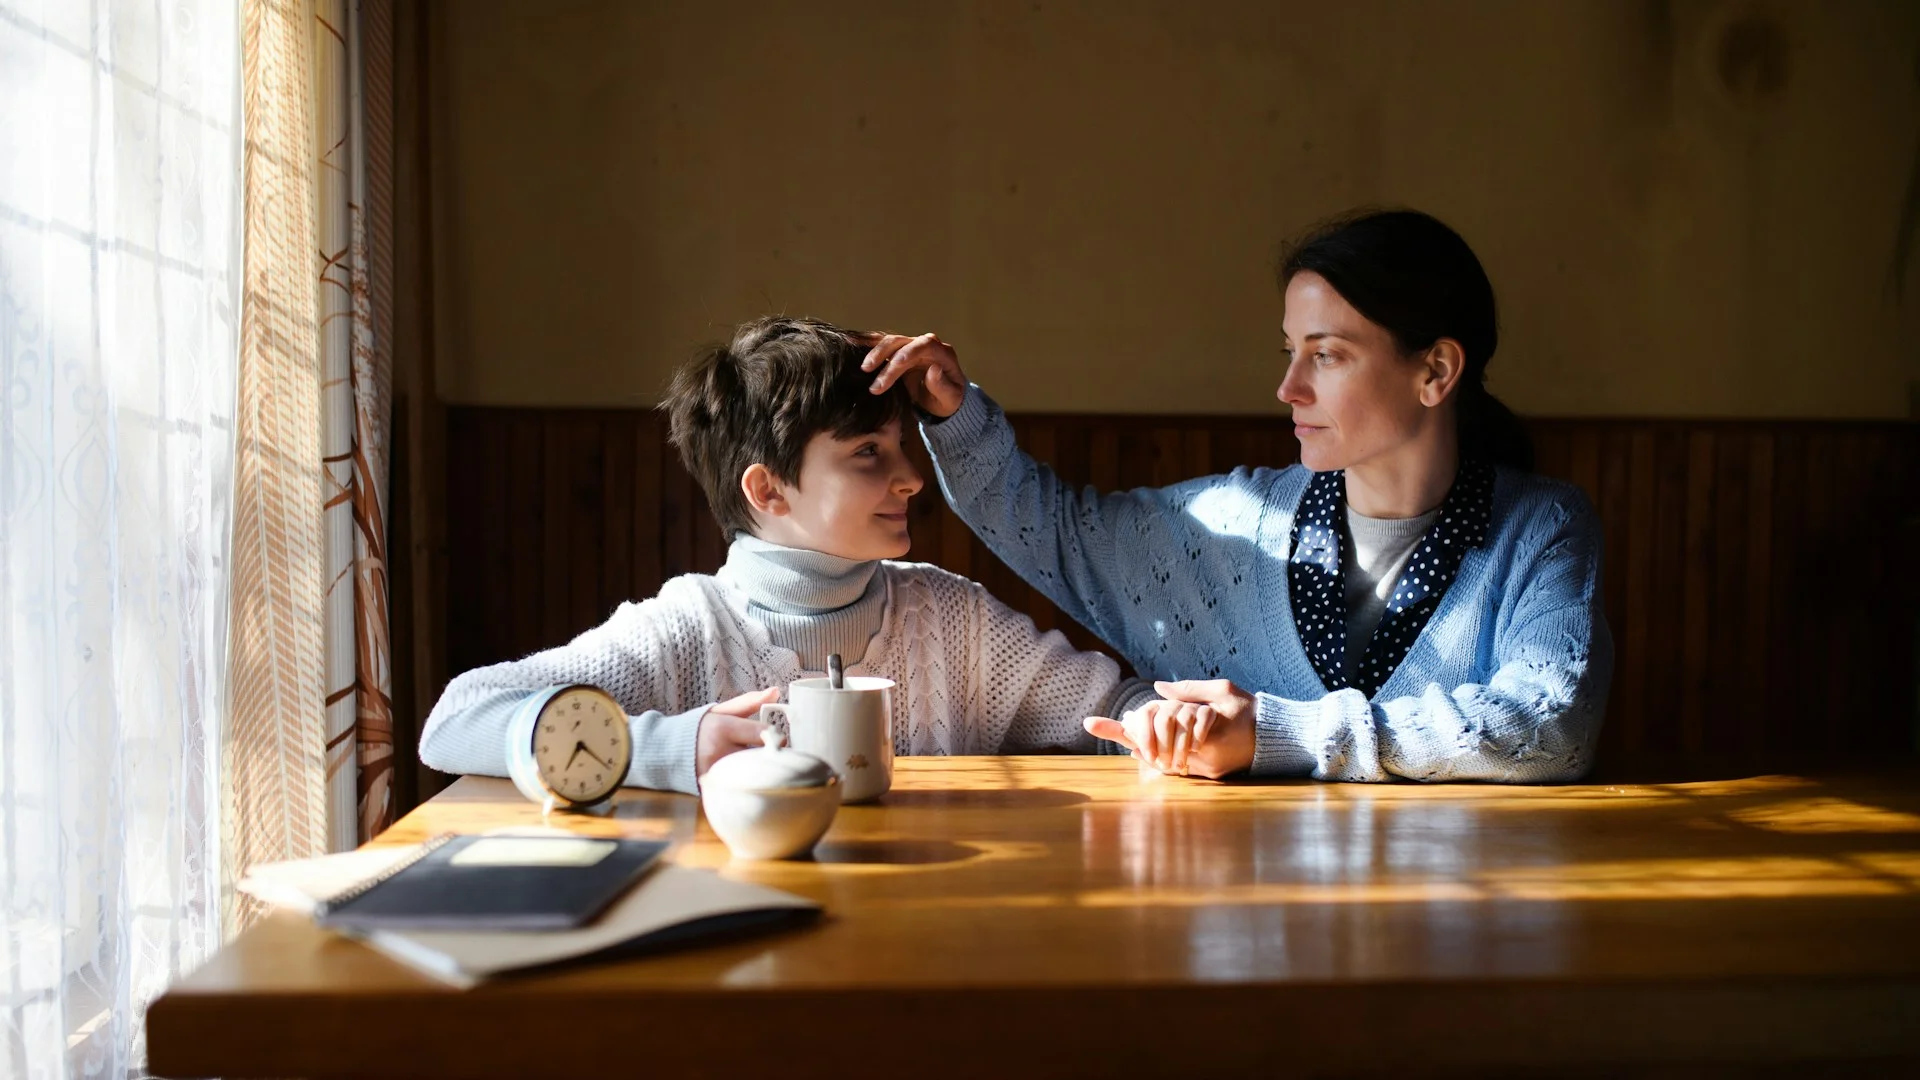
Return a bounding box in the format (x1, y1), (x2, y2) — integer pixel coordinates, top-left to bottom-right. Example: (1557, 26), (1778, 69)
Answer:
(149, 759), (1920, 1078)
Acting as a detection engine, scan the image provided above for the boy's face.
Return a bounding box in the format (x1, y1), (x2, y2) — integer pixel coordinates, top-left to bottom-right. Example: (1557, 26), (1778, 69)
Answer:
(752, 418), (923, 561)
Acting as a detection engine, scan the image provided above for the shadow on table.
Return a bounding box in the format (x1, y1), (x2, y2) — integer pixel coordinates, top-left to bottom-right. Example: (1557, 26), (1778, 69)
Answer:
(875, 787), (1090, 811)
(810, 839), (985, 866)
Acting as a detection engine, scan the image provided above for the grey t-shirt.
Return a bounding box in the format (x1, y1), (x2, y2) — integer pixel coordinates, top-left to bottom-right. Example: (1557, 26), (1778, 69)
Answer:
(1342, 505), (1441, 680)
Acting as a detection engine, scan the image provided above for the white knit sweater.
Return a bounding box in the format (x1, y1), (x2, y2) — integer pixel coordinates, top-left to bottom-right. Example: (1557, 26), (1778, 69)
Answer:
(418, 559), (1152, 794)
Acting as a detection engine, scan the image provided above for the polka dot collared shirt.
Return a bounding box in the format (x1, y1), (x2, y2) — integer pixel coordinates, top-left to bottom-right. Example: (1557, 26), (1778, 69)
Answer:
(1287, 460), (1496, 697)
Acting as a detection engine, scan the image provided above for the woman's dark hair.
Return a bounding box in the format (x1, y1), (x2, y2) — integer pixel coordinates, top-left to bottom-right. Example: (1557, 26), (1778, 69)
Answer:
(1279, 209), (1533, 471)
(663, 316), (909, 537)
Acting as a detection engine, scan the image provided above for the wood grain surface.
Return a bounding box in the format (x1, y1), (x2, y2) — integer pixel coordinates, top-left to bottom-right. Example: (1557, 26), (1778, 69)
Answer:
(149, 758), (1920, 1078)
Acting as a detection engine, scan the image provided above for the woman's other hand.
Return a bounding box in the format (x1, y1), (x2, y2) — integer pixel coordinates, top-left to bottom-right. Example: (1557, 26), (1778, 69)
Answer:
(860, 331), (967, 418)
(1084, 679), (1258, 779)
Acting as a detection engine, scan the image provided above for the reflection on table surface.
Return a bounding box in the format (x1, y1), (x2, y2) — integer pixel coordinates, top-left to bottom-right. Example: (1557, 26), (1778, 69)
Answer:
(325, 758), (1920, 989)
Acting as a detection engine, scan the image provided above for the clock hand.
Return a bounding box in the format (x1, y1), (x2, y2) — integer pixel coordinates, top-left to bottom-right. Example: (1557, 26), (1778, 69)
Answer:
(580, 743), (613, 770)
(564, 742), (588, 771)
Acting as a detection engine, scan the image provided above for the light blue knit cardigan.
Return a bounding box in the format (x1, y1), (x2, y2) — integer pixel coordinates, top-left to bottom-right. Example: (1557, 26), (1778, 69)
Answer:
(922, 387), (1613, 783)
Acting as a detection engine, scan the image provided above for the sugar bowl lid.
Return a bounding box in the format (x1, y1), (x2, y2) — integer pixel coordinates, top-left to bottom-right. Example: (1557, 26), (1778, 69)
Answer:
(702, 728), (838, 791)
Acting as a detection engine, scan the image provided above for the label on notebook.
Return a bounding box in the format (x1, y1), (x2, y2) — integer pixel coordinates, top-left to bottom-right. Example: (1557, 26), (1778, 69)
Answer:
(450, 837), (617, 868)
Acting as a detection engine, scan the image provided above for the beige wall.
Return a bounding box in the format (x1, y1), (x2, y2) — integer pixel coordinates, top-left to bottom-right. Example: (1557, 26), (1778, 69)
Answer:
(428, 0), (1920, 417)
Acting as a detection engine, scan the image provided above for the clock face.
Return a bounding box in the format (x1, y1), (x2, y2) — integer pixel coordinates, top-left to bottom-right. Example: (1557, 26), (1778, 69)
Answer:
(531, 687), (632, 806)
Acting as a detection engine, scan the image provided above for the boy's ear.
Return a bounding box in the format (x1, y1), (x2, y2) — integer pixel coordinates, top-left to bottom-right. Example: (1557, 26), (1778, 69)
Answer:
(741, 463), (789, 517)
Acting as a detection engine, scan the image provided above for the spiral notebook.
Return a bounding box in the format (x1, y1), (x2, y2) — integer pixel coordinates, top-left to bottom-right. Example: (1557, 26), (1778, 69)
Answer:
(239, 834), (821, 987)
(312, 833), (668, 932)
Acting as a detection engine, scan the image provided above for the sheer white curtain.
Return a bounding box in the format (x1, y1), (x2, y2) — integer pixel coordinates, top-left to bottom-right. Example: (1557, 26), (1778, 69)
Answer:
(0, 0), (241, 1076)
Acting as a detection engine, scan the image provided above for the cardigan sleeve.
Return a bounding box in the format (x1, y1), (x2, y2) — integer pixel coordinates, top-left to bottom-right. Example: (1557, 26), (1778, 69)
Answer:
(417, 583), (737, 795)
(1248, 494), (1612, 783)
(920, 384), (1253, 667)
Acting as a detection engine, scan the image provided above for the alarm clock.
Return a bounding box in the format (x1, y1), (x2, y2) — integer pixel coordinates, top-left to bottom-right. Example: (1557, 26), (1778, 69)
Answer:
(505, 685), (634, 812)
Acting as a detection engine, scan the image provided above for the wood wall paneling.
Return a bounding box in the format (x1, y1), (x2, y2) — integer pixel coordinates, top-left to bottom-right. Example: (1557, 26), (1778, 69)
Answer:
(439, 409), (1919, 785)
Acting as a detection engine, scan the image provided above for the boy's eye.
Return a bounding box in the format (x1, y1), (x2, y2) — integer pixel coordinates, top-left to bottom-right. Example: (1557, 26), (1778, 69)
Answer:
(855, 443), (879, 457)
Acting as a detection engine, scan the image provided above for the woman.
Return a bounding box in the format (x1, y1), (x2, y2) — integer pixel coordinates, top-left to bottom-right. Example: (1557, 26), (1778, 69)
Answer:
(862, 209), (1611, 783)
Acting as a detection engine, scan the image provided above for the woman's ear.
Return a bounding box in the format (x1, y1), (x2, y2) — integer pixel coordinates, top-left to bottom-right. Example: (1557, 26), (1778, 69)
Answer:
(1420, 338), (1467, 408)
(741, 463), (789, 518)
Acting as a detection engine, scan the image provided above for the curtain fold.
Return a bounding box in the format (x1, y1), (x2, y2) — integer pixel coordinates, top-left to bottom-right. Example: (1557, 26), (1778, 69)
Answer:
(228, 0), (329, 918)
(357, 0), (400, 838)
(316, 0), (396, 848)
(316, 0), (359, 852)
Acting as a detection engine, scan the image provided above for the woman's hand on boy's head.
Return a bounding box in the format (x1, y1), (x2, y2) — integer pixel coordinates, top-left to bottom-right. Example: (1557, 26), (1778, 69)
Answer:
(696, 687), (782, 778)
(859, 331), (967, 418)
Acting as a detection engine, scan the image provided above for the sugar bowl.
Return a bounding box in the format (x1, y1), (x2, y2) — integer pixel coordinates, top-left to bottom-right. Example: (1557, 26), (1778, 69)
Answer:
(699, 727), (840, 860)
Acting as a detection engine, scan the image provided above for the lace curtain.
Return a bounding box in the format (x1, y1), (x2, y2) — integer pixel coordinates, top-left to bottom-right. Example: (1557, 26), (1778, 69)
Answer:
(0, 0), (241, 1076)
(2, 0), (402, 1070)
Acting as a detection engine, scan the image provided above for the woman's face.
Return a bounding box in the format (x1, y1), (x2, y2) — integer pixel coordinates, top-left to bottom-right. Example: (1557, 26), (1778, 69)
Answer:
(1277, 271), (1433, 473)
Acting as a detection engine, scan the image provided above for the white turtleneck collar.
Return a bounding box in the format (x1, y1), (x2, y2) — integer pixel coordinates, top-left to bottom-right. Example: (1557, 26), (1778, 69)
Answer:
(723, 534), (881, 615)
(718, 535), (887, 669)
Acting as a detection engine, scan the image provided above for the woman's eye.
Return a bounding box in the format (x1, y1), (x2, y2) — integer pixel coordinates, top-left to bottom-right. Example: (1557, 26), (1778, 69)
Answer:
(1314, 351), (1336, 366)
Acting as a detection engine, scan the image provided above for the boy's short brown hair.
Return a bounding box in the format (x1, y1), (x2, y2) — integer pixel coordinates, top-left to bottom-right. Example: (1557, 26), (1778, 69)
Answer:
(663, 316), (911, 538)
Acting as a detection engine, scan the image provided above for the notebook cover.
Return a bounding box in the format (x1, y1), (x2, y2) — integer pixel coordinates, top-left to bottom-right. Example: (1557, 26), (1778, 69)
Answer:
(314, 834), (668, 932)
(355, 864), (822, 987)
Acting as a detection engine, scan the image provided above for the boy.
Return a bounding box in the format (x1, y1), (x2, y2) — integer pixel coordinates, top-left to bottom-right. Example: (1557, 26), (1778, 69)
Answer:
(418, 317), (1154, 793)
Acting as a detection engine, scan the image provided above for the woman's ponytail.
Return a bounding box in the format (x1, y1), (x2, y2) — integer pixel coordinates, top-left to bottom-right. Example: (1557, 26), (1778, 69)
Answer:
(1456, 379), (1534, 472)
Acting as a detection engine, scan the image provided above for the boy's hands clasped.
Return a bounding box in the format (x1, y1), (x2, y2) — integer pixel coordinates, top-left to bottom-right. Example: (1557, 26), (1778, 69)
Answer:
(1085, 679), (1259, 779)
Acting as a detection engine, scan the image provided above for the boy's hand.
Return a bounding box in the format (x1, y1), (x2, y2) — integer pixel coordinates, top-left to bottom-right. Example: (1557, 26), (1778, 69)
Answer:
(1084, 679), (1258, 779)
(696, 687), (781, 778)
(859, 331), (967, 418)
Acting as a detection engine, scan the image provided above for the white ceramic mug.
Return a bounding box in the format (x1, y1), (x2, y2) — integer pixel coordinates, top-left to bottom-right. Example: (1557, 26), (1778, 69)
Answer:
(758, 676), (895, 803)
